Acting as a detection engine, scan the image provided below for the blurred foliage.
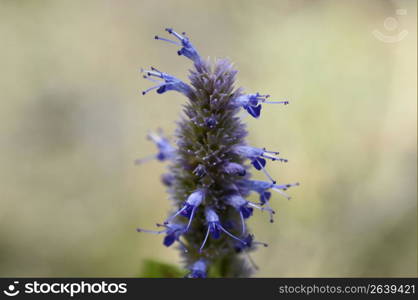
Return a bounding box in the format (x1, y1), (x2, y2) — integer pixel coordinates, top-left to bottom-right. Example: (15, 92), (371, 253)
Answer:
(140, 259), (185, 278)
(0, 0), (416, 277)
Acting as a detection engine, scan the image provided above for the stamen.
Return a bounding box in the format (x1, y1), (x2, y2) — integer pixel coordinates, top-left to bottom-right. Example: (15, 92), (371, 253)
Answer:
(136, 228), (166, 234)
(145, 70), (163, 78)
(185, 207), (196, 231)
(164, 206), (187, 224)
(256, 93), (269, 99)
(274, 182), (300, 190)
(134, 154), (157, 165)
(257, 198), (275, 213)
(143, 75), (162, 84)
(264, 100), (289, 105)
(255, 93), (289, 105)
(142, 84), (164, 95)
(260, 166), (276, 184)
(219, 224), (247, 244)
(244, 251), (259, 270)
(177, 240), (189, 253)
(141, 68), (157, 75)
(253, 159), (276, 184)
(253, 241), (269, 247)
(248, 202), (276, 223)
(150, 66), (162, 72)
(261, 152), (287, 162)
(199, 226), (211, 253)
(262, 149), (280, 155)
(165, 28), (184, 41)
(154, 35), (181, 46)
(240, 211), (246, 236)
(271, 188), (292, 200)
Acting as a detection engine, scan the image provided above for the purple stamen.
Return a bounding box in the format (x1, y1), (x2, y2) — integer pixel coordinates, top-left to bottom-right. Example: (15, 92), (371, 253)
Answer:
(233, 92), (289, 118)
(137, 223), (186, 248)
(154, 35), (181, 46)
(248, 202), (276, 223)
(141, 67), (193, 96)
(164, 190), (205, 228)
(153, 28), (201, 63)
(199, 208), (246, 252)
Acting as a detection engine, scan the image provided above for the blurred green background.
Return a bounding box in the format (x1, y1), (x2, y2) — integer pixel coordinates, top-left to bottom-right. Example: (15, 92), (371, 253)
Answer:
(0, 0), (416, 277)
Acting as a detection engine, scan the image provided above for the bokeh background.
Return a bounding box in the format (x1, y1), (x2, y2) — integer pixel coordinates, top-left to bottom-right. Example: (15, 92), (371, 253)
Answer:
(0, 0), (416, 277)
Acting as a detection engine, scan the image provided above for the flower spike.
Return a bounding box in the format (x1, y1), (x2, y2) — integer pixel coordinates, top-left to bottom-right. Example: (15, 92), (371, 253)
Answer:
(136, 28), (298, 277)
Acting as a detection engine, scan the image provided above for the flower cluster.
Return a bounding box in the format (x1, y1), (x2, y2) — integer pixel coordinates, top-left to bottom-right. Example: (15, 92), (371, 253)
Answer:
(136, 28), (298, 278)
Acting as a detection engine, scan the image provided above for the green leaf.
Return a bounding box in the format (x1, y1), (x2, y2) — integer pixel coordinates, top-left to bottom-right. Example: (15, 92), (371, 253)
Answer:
(139, 259), (186, 278)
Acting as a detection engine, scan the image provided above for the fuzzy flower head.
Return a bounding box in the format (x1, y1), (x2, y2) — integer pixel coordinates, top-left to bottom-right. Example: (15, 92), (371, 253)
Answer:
(136, 28), (298, 277)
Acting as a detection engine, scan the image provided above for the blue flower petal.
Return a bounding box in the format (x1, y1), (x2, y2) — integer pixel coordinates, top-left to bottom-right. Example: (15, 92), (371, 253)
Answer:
(240, 206), (254, 219)
(251, 157), (266, 170)
(163, 233), (176, 247)
(245, 104), (262, 118)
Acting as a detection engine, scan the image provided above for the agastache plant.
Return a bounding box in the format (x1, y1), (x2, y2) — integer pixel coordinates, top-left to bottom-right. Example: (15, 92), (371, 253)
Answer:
(136, 28), (298, 278)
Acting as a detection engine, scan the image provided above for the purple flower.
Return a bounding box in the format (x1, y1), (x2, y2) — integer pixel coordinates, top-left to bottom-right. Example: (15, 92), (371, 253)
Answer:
(233, 146), (288, 183)
(141, 67), (193, 97)
(199, 208), (246, 253)
(233, 234), (269, 271)
(135, 131), (175, 164)
(187, 259), (207, 278)
(223, 162), (246, 176)
(233, 234), (268, 253)
(226, 194), (253, 219)
(161, 173), (174, 187)
(193, 164), (207, 177)
(136, 223), (186, 249)
(164, 189), (205, 231)
(242, 179), (300, 202)
(234, 93), (289, 118)
(155, 28), (201, 64)
(226, 193), (276, 234)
